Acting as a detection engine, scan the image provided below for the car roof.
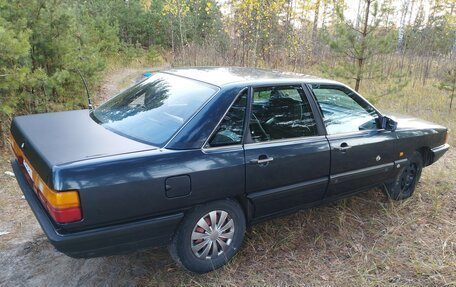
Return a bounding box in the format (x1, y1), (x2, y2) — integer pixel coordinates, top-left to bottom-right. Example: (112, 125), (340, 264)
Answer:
(162, 66), (340, 87)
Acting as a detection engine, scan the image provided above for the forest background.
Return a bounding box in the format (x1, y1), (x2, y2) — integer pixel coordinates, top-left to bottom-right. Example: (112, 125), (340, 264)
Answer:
(1, 0), (455, 147)
(1, 1), (456, 286)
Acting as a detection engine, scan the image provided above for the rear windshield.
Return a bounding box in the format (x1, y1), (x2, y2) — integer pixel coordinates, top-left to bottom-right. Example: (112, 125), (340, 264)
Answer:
(91, 73), (218, 146)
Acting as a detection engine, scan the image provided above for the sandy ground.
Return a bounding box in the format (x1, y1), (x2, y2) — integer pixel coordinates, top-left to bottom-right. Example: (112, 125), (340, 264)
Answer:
(0, 158), (176, 286)
(0, 67), (454, 286)
(0, 68), (162, 287)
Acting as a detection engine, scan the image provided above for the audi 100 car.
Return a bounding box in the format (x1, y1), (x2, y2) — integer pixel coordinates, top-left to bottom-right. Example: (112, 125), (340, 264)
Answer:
(9, 67), (450, 273)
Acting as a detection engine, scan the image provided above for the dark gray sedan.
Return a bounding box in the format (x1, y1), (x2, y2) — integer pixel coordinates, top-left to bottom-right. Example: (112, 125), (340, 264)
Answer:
(10, 67), (449, 273)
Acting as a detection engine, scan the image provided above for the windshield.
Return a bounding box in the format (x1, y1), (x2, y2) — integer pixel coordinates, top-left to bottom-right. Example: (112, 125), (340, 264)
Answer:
(92, 73), (218, 146)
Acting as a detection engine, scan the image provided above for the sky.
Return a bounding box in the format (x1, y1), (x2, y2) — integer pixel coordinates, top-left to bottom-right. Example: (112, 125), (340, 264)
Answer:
(343, 0), (432, 26)
(219, 0), (434, 27)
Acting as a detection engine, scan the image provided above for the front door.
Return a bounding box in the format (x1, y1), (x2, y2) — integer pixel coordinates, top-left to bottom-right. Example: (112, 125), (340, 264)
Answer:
(244, 85), (331, 219)
(310, 84), (399, 200)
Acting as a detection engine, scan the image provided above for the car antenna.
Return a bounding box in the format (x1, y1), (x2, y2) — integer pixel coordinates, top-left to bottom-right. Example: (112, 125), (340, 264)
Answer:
(75, 68), (93, 110)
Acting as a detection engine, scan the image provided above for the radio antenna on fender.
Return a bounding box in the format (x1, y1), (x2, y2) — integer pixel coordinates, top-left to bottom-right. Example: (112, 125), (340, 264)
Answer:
(75, 68), (93, 110)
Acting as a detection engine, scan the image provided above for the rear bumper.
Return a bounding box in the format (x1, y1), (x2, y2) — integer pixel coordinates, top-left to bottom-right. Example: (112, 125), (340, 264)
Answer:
(12, 159), (183, 258)
(430, 143), (450, 164)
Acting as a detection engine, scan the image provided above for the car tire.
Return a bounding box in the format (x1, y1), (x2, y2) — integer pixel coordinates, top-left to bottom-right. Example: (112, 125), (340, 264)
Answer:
(169, 199), (246, 273)
(384, 151), (423, 200)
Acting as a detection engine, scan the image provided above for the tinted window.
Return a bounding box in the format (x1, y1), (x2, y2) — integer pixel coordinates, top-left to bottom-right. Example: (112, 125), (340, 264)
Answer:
(249, 86), (318, 142)
(208, 91), (247, 147)
(92, 73), (218, 146)
(311, 85), (379, 134)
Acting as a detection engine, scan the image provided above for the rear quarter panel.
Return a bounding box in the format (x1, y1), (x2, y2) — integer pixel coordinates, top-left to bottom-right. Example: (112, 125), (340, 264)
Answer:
(54, 148), (245, 232)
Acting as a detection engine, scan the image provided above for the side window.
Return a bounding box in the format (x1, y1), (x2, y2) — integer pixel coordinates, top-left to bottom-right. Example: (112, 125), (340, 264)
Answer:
(208, 91), (247, 147)
(249, 86), (318, 143)
(311, 85), (379, 134)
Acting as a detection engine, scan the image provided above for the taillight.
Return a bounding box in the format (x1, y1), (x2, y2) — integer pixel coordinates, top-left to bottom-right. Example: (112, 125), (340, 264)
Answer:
(444, 131), (449, 144)
(9, 133), (82, 223)
(9, 133), (23, 165)
(34, 178), (82, 223)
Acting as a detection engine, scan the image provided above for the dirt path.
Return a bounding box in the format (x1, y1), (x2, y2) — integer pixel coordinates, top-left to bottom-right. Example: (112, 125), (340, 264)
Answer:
(0, 160), (158, 287)
(95, 67), (142, 104)
(0, 67), (170, 287)
(94, 66), (169, 104)
(0, 67), (455, 286)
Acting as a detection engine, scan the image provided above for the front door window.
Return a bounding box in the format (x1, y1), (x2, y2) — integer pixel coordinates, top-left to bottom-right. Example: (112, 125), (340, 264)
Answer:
(311, 85), (379, 134)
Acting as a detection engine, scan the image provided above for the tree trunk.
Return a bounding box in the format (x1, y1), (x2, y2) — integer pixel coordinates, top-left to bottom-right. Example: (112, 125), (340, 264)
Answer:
(0, 117), (4, 148)
(176, 0), (185, 58)
(355, 0), (362, 30)
(397, 0), (410, 53)
(170, 18), (175, 62)
(285, 0), (293, 60)
(450, 86), (454, 112)
(312, 0), (320, 56)
(407, 0), (416, 26)
(452, 31), (456, 58)
(450, 73), (455, 112)
(355, 0), (371, 92)
(320, 0), (329, 30)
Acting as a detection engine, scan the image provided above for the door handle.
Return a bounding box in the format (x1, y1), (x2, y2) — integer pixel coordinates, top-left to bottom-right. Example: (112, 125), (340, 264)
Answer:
(250, 156), (274, 164)
(335, 142), (351, 152)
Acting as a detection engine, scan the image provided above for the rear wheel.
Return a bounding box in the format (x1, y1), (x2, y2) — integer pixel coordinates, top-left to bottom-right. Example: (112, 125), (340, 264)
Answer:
(384, 151), (423, 200)
(169, 199), (246, 273)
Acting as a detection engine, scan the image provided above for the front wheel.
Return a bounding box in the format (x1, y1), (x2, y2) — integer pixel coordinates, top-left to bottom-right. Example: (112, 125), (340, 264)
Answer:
(169, 199), (246, 273)
(384, 151), (423, 200)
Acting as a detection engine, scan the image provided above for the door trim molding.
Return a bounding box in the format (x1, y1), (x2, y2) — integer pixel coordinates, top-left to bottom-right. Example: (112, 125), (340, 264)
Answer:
(329, 162), (394, 184)
(247, 177), (328, 202)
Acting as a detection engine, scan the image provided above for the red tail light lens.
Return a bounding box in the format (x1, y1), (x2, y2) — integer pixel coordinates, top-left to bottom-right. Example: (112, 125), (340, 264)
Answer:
(10, 133), (82, 223)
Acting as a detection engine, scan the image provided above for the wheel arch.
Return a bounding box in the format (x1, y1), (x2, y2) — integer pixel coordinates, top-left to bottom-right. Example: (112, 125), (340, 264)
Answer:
(232, 195), (255, 224)
(416, 146), (432, 167)
(179, 196), (253, 227)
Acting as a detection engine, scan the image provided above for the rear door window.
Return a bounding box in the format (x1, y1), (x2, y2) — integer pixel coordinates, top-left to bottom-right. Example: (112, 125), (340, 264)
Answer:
(249, 86), (319, 142)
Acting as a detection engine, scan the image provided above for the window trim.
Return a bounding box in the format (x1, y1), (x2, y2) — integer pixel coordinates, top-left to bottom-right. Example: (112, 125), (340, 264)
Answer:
(301, 83), (327, 136)
(310, 83), (382, 116)
(244, 83), (323, 145)
(325, 128), (390, 140)
(202, 88), (249, 150)
(243, 134), (329, 147)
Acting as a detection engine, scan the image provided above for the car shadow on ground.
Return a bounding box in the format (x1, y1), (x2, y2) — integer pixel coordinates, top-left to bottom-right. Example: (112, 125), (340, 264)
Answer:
(1, 188), (392, 286)
(0, 233), (174, 286)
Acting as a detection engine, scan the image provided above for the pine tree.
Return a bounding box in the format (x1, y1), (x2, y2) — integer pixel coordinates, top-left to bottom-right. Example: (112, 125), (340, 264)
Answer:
(438, 66), (456, 112)
(0, 1), (31, 146)
(325, 0), (394, 91)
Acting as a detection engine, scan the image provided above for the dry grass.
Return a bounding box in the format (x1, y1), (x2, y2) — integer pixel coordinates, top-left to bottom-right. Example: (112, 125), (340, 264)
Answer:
(0, 72), (454, 286)
(137, 77), (456, 286)
(137, 163), (455, 286)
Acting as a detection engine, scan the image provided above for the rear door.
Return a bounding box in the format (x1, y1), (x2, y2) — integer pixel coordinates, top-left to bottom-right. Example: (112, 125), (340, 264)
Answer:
(244, 85), (331, 219)
(310, 84), (399, 200)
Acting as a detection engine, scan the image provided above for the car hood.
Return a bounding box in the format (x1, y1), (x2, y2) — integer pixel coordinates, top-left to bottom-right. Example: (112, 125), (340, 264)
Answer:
(10, 109), (155, 187)
(386, 113), (447, 130)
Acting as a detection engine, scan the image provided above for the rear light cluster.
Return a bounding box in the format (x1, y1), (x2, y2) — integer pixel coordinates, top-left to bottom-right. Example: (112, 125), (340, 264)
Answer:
(9, 134), (82, 223)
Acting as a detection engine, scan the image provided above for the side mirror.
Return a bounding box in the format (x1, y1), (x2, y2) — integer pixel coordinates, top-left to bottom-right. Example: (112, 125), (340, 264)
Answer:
(379, 116), (397, 132)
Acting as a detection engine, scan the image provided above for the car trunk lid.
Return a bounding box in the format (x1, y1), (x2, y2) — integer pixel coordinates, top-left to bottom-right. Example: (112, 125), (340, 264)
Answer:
(10, 109), (156, 189)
